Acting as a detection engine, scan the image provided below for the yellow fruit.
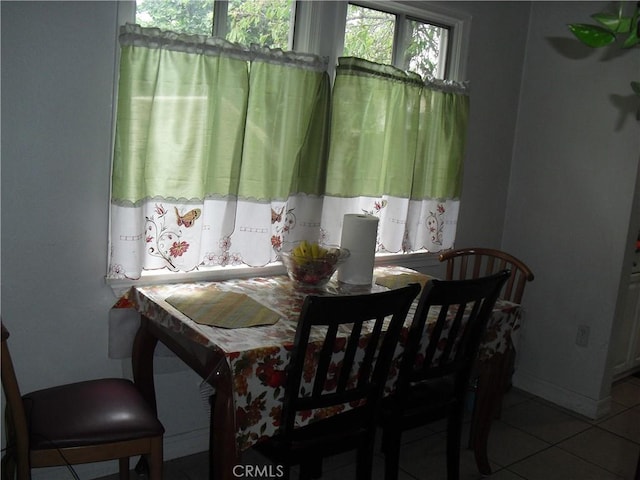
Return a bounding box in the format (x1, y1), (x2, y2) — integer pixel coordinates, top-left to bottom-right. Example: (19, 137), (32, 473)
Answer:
(290, 241), (329, 265)
(299, 240), (310, 258)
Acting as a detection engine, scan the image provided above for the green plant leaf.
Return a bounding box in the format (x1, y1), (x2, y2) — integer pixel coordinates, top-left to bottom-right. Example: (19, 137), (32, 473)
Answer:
(630, 4), (640, 47)
(568, 23), (617, 47)
(622, 23), (640, 47)
(592, 12), (631, 33)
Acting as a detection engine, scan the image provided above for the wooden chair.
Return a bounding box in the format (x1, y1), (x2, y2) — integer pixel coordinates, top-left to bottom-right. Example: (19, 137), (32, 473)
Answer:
(254, 283), (421, 480)
(378, 271), (510, 480)
(438, 247), (534, 475)
(1, 323), (164, 480)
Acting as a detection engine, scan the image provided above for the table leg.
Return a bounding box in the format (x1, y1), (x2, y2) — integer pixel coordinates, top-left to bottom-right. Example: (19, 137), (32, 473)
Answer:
(131, 316), (159, 476)
(130, 315), (240, 480)
(132, 315), (159, 413)
(207, 358), (239, 480)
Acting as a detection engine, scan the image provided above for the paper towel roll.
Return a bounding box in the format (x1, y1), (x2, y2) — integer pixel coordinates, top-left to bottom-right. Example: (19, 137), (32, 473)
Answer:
(338, 214), (379, 285)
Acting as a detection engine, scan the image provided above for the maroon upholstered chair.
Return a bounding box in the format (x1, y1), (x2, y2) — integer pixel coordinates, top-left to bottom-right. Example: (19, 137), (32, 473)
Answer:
(1, 323), (164, 480)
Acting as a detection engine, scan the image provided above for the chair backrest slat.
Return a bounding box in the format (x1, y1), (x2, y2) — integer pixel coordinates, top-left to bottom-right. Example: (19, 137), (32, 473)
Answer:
(422, 306), (448, 373)
(472, 257), (482, 278)
(280, 284), (420, 438)
(357, 316), (385, 391)
(338, 321), (362, 392)
(437, 302), (466, 367)
(313, 324), (338, 397)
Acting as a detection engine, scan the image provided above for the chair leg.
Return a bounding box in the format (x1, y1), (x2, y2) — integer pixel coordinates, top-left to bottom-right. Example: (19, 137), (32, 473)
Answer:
(355, 433), (375, 480)
(382, 427), (402, 480)
(15, 454), (29, 480)
(1, 452), (17, 480)
(446, 408), (464, 480)
(497, 344), (516, 415)
(119, 457), (130, 480)
(280, 465), (290, 480)
(299, 458), (322, 480)
(147, 436), (164, 480)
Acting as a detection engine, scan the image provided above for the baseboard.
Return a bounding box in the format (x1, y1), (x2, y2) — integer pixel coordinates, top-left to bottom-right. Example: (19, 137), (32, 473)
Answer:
(513, 370), (612, 420)
(30, 428), (210, 480)
(163, 426), (210, 460)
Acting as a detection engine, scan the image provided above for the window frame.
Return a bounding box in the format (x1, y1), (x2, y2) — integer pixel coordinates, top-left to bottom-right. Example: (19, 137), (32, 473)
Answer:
(213, 0), (297, 49)
(336, 0), (469, 81)
(122, 1), (470, 81)
(110, 0), (469, 286)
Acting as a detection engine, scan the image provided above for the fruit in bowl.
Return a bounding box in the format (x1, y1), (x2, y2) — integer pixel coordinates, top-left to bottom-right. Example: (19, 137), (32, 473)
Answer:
(279, 241), (350, 287)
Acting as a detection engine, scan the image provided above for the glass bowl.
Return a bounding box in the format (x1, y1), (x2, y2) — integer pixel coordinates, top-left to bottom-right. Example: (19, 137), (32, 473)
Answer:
(278, 241), (350, 288)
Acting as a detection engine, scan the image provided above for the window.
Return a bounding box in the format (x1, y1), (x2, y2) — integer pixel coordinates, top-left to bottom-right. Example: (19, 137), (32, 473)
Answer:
(343, 4), (395, 65)
(110, 1), (471, 282)
(135, 0), (215, 36)
(343, 2), (449, 79)
(135, 0), (295, 50)
(130, 1), (468, 81)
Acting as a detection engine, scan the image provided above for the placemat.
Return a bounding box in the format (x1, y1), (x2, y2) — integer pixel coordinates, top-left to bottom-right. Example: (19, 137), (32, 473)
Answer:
(375, 272), (433, 290)
(165, 289), (281, 328)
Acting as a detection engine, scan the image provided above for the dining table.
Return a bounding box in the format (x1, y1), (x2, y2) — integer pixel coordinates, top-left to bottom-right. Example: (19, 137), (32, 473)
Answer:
(119, 265), (520, 479)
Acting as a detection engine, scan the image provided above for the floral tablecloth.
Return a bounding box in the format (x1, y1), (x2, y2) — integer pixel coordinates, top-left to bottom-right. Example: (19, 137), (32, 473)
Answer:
(122, 266), (520, 452)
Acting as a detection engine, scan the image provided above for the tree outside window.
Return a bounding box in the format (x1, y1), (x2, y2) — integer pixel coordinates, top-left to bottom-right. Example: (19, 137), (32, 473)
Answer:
(135, 0), (293, 50)
(343, 3), (449, 79)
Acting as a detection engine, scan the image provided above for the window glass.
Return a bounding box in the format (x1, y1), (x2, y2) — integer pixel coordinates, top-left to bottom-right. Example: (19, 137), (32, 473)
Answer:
(135, 0), (294, 50)
(342, 3), (450, 79)
(343, 4), (395, 65)
(402, 18), (448, 79)
(136, 0), (215, 36)
(226, 0), (293, 49)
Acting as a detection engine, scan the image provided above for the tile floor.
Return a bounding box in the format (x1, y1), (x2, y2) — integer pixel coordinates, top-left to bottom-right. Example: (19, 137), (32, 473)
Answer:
(95, 375), (640, 480)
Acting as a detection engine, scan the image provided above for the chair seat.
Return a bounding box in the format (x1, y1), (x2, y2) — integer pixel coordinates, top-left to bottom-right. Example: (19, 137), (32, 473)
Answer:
(256, 408), (367, 458)
(381, 376), (457, 426)
(23, 378), (164, 450)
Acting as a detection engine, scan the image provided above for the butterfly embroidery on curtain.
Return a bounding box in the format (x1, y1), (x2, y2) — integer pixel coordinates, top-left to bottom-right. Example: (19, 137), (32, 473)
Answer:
(270, 205), (297, 250)
(271, 206), (285, 224)
(175, 207), (201, 228)
(362, 199), (388, 216)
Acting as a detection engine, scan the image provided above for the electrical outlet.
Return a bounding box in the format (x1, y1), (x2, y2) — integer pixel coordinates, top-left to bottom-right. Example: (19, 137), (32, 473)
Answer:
(576, 325), (590, 347)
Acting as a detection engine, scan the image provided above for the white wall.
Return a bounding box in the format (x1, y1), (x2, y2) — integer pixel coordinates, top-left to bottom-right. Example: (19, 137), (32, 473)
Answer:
(6, 1), (633, 478)
(440, 1), (532, 249)
(1, 3), (210, 479)
(505, 1), (640, 417)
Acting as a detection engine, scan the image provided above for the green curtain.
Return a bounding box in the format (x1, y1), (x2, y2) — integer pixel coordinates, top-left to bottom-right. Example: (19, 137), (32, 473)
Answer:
(111, 27), (330, 209)
(413, 85), (469, 199)
(238, 54), (330, 201)
(325, 57), (423, 199)
(112, 33), (251, 205)
(321, 57), (469, 252)
(109, 25), (330, 278)
(325, 57), (468, 201)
